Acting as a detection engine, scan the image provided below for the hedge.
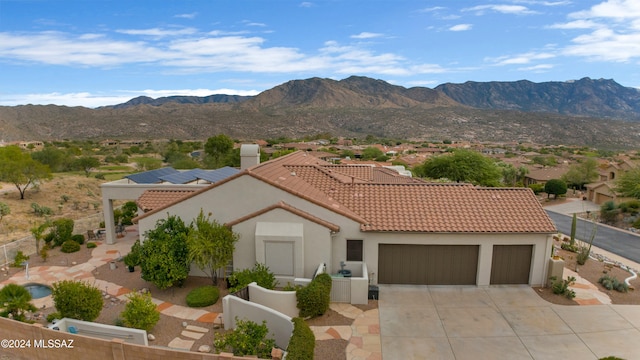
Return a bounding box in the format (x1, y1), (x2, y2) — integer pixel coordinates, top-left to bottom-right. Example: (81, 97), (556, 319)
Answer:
(286, 317), (315, 360)
(186, 286), (220, 307)
(296, 273), (332, 318)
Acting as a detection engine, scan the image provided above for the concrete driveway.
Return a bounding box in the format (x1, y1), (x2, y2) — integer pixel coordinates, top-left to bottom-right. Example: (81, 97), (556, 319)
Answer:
(379, 285), (640, 359)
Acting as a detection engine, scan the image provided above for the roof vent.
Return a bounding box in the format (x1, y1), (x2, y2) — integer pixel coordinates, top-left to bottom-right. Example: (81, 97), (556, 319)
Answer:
(290, 171), (296, 176)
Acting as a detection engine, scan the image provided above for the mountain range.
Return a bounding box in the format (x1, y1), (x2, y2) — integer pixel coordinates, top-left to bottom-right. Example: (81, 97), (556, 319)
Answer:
(2, 76), (640, 149)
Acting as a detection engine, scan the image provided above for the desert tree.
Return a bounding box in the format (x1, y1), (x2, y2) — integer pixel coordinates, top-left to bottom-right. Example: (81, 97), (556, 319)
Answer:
(187, 210), (238, 285)
(561, 157), (599, 190)
(614, 168), (640, 199)
(204, 134), (234, 169)
(138, 215), (191, 289)
(544, 179), (568, 199)
(71, 156), (101, 177)
(414, 149), (501, 186)
(0, 145), (52, 200)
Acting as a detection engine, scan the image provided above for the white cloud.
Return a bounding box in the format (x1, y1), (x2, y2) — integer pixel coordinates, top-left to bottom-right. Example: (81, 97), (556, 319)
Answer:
(418, 6), (446, 13)
(0, 88), (261, 108)
(299, 2), (314, 8)
(487, 52), (556, 65)
(517, 64), (554, 71)
(449, 24), (473, 31)
(556, 0), (640, 61)
(116, 27), (198, 37)
(174, 13), (197, 19)
(463, 5), (538, 15)
(548, 20), (601, 29)
(350, 32), (384, 39)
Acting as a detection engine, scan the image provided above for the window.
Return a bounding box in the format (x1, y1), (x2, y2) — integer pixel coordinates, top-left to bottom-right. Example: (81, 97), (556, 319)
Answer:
(346, 240), (363, 261)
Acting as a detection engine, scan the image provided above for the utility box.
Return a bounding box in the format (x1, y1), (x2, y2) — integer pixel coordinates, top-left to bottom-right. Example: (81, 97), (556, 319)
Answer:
(368, 285), (379, 300)
(547, 257), (565, 287)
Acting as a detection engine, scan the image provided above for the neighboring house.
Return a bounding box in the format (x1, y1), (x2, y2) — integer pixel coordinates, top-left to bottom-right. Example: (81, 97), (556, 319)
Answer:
(585, 160), (638, 205)
(523, 166), (569, 187)
(134, 149), (557, 287)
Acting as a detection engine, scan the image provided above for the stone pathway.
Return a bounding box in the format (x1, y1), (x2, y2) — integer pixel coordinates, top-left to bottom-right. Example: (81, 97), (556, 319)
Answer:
(310, 303), (382, 360)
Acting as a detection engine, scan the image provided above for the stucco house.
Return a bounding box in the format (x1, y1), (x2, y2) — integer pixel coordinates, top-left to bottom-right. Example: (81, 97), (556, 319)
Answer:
(134, 150), (557, 287)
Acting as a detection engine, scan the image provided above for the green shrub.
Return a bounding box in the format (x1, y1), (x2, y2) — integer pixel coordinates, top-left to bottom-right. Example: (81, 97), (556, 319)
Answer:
(286, 317), (315, 360)
(51, 280), (103, 321)
(598, 274), (629, 293)
(60, 240), (81, 253)
(120, 292), (160, 332)
(528, 183), (544, 194)
(560, 243), (578, 252)
(576, 246), (590, 265)
(86, 242), (97, 249)
(46, 312), (61, 323)
(71, 234), (85, 245)
(297, 273), (332, 318)
(228, 263), (277, 293)
(50, 218), (75, 247)
(186, 286), (220, 307)
(550, 276), (576, 299)
(213, 318), (275, 358)
(12, 251), (30, 267)
(0, 283), (37, 322)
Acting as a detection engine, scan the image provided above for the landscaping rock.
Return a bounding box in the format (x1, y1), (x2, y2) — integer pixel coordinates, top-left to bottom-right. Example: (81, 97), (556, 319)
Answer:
(147, 334), (155, 341)
(198, 345), (211, 353)
(182, 321), (188, 328)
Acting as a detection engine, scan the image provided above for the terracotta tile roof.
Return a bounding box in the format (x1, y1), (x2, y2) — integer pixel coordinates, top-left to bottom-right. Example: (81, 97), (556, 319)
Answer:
(136, 189), (198, 212)
(248, 151), (556, 233)
(526, 166), (569, 181)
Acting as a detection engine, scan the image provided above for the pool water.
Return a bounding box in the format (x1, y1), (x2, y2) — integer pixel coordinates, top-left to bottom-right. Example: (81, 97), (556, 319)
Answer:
(22, 283), (52, 299)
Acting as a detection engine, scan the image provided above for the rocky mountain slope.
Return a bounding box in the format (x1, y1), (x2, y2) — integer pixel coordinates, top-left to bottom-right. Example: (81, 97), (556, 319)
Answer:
(1, 76), (640, 149)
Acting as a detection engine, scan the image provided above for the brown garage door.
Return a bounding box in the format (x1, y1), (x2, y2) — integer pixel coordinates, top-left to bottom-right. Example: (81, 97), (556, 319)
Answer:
(490, 245), (533, 284)
(378, 244), (479, 285)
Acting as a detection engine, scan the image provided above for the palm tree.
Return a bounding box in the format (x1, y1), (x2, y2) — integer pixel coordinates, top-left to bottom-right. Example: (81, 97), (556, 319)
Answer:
(0, 284), (37, 322)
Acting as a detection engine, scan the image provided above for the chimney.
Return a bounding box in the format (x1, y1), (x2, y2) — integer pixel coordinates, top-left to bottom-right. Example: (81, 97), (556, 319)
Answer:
(240, 144), (260, 170)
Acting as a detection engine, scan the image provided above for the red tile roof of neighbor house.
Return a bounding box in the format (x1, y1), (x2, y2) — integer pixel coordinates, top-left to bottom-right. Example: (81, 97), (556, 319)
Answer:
(136, 189), (198, 212)
(136, 150), (556, 233)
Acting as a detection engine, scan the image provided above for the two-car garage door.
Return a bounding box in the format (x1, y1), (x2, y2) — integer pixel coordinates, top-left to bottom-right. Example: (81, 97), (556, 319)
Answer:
(378, 244), (532, 285)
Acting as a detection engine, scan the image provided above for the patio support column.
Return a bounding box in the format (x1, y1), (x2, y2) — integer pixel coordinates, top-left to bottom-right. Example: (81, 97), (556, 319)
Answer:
(103, 197), (116, 245)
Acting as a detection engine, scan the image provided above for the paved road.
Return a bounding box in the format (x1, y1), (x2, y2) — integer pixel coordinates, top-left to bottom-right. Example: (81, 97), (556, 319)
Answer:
(545, 210), (640, 264)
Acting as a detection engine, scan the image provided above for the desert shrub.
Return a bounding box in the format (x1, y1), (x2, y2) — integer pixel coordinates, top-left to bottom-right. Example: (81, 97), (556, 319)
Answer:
(619, 200), (640, 214)
(94, 173), (106, 180)
(51, 280), (103, 321)
(71, 234), (85, 245)
(86, 242), (97, 249)
(550, 276), (576, 299)
(282, 282), (303, 291)
(286, 317), (315, 360)
(600, 201), (619, 224)
(576, 246), (591, 265)
(528, 183), (544, 194)
(50, 218), (74, 246)
(213, 318), (276, 358)
(598, 274), (629, 293)
(43, 232), (55, 246)
(60, 240), (80, 253)
(31, 202), (53, 217)
(560, 243), (578, 252)
(227, 263), (277, 293)
(120, 292), (160, 332)
(46, 312), (61, 323)
(186, 286), (220, 307)
(0, 283), (37, 322)
(297, 273), (332, 318)
(12, 251), (30, 267)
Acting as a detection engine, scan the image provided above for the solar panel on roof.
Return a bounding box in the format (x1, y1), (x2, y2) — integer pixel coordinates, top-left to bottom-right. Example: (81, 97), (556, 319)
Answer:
(159, 170), (201, 184)
(195, 166), (240, 183)
(125, 167), (178, 184)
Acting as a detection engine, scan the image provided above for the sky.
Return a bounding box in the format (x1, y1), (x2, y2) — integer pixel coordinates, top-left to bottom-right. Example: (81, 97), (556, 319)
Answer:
(1, 0), (640, 108)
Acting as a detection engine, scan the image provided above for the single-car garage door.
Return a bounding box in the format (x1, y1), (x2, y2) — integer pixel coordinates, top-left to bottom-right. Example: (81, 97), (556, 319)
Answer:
(378, 244), (479, 285)
(490, 245), (533, 284)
